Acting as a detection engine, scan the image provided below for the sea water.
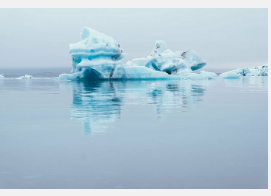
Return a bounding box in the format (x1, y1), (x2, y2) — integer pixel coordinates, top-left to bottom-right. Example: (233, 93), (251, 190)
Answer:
(0, 77), (268, 189)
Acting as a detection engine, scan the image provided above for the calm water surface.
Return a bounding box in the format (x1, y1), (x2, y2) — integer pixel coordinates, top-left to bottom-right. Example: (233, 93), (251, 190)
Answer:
(0, 77), (268, 189)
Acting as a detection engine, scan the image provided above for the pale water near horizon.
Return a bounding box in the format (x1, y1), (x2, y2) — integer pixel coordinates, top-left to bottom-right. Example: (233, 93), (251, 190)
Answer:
(0, 77), (268, 189)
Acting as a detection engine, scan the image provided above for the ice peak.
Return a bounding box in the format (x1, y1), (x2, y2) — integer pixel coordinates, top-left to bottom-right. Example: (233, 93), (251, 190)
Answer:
(152, 40), (167, 55)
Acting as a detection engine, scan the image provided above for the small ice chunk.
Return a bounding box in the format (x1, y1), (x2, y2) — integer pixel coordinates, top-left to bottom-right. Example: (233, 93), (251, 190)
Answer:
(177, 70), (217, 80)
(220, 64), (268, 77)
(0, 74), (5, 79)
(220, 71), (241, 79)
(16, 74), (33, 79)
(56, 73), (79, 81)
(197, 71), (218, 79)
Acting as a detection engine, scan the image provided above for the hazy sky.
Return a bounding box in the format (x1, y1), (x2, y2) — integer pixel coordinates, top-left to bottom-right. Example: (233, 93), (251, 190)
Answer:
(0, 8), (268, 71)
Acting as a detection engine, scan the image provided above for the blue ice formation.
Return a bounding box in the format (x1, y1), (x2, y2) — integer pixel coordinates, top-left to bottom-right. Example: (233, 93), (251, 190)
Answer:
(57, 27), (210, 81)
(127, 40), (206, 74)
(0, 74), (5, 79)
(220, 64), (268, 78)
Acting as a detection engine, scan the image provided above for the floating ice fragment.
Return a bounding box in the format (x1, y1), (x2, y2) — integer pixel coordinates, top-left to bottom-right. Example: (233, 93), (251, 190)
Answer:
(220, 71), (241, 79)
(130, 40), (206, 75)
(0, 74), (5, 79)
(220, 64), (268, 77)
(192, 71), (217, 80)
(177, 70), (217, 80)
(16, 74), (33, 79)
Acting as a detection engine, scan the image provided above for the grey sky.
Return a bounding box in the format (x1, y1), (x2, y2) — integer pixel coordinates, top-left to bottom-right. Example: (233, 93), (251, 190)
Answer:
(0, 8), (268, 71)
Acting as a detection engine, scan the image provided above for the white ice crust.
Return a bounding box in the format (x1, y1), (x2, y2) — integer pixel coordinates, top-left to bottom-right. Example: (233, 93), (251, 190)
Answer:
(220, 64), (268, 78)
(56, 27), (212, 81)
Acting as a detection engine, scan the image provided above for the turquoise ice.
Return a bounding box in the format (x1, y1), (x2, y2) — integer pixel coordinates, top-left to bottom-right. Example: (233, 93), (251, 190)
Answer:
(57, 27), (212, 81)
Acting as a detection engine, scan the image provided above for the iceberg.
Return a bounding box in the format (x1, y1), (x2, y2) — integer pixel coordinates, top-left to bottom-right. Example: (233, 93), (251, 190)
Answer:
(128, 40), (206, 74)
(220, 64), (268, 78)
(0, 74), (5, 79)
(56, 27), (208, 81)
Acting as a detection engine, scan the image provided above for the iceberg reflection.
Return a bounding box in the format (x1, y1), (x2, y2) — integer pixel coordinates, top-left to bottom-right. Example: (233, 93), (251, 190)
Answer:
(71, 81), (122, 134)
(70, 80), (211, 134)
